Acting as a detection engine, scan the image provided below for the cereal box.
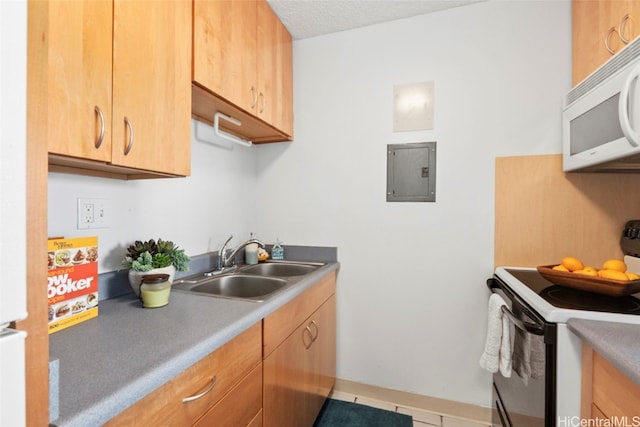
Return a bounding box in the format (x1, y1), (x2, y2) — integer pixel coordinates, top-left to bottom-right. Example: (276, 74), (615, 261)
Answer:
(47, 236), (99, 334)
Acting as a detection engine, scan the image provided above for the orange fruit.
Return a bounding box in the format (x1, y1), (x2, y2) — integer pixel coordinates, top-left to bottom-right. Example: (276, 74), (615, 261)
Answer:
(627, 272), (640, 280)
(575, 267), (597, 277)
(597, 269), (630, 281)
(561, 256), (584, 272)
(552, 264), (569, 272)
(602, 259), (627, 273)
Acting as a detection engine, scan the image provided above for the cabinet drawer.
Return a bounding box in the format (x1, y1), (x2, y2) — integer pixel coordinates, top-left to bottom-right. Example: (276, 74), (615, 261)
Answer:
(591, 351), (640, 417)
(194, 363), (262, 426)
(105, 322), (261, 426)
(263, 272), (336, 358)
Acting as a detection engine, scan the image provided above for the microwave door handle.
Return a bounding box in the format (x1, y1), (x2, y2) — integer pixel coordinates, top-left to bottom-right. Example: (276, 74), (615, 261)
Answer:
(619, 63), (640, 147)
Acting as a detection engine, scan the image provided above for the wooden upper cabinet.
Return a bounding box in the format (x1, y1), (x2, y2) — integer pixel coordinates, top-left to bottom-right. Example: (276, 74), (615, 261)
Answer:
(44, 0), (191, 178)
(192, 0), (293, 142)
(573, 0), (640, 85)
(257, 0), (277, 127)
(193, 0), (258, 113)
(275, 20), (294, 137)
(111, 0), (191, 176)
(47, 0), (113, 163)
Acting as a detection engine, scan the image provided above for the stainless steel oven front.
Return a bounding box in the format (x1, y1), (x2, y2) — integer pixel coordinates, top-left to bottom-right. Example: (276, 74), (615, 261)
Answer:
(487, 278), (557, 427)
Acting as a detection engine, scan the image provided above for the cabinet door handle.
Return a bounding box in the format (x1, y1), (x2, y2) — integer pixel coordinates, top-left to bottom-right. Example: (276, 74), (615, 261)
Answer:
(182, 376), (217, 403)
(605, 26), (619, 54)
(94, 106), (105, 149)
(303, 325), (314, 349)
(250, 86), (258, 109)
(309, 320), (319, 342)
(258, 92), (265, 114)
(619, 14), (634, 44)
(123, 117), (134, 155)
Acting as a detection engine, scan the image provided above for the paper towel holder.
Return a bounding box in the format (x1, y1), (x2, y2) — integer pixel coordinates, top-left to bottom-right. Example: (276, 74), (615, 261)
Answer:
(213, 112), (252, 147)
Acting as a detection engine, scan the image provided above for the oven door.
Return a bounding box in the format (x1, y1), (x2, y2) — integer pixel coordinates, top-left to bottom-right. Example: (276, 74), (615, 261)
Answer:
(487, 278), (557, 427)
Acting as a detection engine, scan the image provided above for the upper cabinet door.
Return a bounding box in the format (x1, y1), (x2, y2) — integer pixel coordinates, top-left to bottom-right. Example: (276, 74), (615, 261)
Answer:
(111, 0), (192, 176)
(572, 0), (640, 85)
(47, 0), (113, 162)
(274, 15), (294, 137)
(192, 0), (293, 142)
(193, 0), (258, 114)
(256, 0), (293, 137)
(256, 0), (277, 127)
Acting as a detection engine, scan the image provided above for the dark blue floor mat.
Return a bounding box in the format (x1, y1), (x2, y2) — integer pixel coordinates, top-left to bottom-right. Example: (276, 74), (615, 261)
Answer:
(313, 398), (413, 427)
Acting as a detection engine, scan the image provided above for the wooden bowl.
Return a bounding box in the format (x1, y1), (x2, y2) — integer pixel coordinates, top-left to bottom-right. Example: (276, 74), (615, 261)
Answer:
(537, 265), (640, 297)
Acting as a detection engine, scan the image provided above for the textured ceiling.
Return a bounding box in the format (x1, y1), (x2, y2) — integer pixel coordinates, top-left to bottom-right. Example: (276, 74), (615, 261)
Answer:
(266, 0), (484, 40)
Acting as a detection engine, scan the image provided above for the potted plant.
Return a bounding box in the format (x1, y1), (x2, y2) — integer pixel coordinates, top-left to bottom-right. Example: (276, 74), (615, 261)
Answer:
(122, 238), (190, 296)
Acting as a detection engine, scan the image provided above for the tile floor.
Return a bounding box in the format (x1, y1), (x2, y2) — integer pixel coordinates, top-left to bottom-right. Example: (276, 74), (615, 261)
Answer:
(329, 389), (491, 427)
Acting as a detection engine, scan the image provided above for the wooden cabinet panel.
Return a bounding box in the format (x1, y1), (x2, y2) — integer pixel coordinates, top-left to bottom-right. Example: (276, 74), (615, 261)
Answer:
(263, 295), (336, 427)
(111, 0), (191, 176)
(572, 0), (640, 85)
(592, 352), (640, 416)
(46, 0), (113, 162)
(248, 409), (264, 427)
(274, 20), (293, 137)
(581, 343), (640, 420)
(194, 363), (262, 427)
(263, 272), (336, 357)
(105, 323), (261, 427)
(494, 154), (640, 268)
(192, 0), (293, 142)
(193, 0), (257, 113)
(43, 0), (191, 178)
(257, 0), (277, 126)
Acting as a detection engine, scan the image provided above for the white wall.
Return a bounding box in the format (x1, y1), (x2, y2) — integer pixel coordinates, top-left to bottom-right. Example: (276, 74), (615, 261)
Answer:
(48, 121), (260, 273)
(254, 1), (571, 407)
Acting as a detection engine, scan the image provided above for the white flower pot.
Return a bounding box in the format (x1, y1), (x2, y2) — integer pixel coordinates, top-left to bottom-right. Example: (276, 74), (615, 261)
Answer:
(128, 265), (175, 297)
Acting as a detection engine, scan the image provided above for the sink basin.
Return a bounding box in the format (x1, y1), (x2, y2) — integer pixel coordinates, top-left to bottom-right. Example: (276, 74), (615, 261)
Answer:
(240, 262), (322, 277)
(179, 275), (287, 301)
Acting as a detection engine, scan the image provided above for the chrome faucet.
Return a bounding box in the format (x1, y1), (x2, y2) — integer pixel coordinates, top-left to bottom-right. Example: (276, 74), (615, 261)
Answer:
(216, 234), (265, 271)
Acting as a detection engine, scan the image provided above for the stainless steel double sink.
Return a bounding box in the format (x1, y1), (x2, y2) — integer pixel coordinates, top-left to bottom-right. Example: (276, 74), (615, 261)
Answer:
(172, 261), (325, 302)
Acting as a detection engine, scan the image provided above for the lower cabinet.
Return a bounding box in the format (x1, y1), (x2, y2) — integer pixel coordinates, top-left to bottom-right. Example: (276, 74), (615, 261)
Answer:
(105, 322), (261, 426)
(581, 343), (640, 420)
(104, 272), (337, 427)
(263, 273), (337, 427)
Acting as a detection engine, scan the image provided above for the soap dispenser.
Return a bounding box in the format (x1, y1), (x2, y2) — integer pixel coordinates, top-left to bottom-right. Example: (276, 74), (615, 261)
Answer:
(271, 239), (284, 260)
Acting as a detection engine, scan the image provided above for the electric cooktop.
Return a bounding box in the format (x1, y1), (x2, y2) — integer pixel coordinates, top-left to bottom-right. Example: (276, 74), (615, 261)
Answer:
(494, 267), (640, 324)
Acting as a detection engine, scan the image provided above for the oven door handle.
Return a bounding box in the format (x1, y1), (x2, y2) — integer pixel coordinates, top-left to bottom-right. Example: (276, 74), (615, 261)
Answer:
(500, 305), (545, 335)
(487, 279), (546, 335)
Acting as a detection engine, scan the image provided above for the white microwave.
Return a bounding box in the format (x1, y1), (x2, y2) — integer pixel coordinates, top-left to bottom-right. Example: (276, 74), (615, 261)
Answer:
(563, 37), (640, 172)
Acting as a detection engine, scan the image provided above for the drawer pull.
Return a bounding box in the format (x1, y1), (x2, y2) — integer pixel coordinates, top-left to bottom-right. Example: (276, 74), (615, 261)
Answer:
(182, 376), (217, 403)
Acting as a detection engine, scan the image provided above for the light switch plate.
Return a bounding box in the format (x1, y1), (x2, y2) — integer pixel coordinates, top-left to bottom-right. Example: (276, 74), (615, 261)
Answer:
(393, 81), (434, 132)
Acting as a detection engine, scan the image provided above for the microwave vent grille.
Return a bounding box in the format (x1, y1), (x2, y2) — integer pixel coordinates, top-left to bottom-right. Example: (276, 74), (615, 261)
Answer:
(567, 36), (640, 105)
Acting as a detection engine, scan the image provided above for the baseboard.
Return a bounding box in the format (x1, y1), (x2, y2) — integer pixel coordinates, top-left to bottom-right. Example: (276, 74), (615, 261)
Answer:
(332, 378), (492, 425)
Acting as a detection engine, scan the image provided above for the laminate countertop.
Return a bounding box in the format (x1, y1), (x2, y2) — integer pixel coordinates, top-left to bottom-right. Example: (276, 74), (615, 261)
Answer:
(567, 318), (640, 386)
(49, 254), (339, 427)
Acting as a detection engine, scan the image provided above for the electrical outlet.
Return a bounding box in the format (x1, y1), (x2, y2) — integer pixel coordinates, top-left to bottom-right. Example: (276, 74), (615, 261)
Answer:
(77, 198), (111, 229)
